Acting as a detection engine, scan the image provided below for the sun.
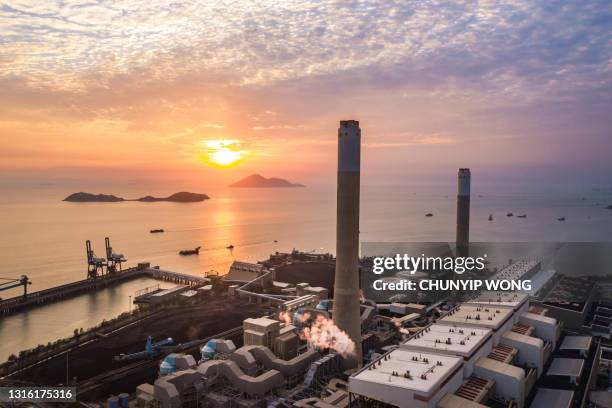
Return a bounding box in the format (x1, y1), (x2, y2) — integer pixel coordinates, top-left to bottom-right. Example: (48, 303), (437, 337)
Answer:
(201, 140), (246, 167)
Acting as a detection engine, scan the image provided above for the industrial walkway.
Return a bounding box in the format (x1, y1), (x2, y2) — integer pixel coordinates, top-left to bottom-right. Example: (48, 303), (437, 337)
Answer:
(0, 266), (209, 316)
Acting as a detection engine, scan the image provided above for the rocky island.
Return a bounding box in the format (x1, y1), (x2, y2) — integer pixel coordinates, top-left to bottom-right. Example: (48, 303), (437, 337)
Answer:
(136, 192), (210, 202)
(63, 192), (124, 202)
(230, 174), (304, 188)
(63, 192), (209, 203)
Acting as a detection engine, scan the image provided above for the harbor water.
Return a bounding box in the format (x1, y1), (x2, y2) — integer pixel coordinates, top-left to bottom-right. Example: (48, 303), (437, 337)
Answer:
(0, 182), (611, 361)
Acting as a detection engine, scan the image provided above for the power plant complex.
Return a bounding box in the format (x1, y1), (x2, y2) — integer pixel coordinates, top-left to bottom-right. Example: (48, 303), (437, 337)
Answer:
(0, 120), (609, 408)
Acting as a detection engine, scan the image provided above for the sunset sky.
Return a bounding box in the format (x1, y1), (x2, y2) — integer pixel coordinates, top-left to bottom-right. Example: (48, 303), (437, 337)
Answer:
(1, 1), (611, 188)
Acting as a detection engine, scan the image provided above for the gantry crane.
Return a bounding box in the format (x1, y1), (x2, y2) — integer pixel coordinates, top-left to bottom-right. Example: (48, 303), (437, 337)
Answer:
(0, 275), (31, 300)
(86, 240), (106, 279)
(105, 237), (126, 273)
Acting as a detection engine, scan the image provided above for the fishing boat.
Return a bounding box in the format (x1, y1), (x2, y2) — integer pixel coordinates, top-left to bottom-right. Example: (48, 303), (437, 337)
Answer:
(150, 229), (164, 233)
(557, 217), (566, 221)
(488, 214), (493, 221)
(226, 244), (234, 249)
(506, 212), (513, 217)
(517, 214), (527, 218)
(179, 246), (201, 255)
(425, 213), (433, 217)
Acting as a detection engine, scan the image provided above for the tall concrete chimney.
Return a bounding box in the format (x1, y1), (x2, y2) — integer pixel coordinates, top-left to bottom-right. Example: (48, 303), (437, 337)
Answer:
(456, 168), (471, 257)
(333, 120), (362, 369)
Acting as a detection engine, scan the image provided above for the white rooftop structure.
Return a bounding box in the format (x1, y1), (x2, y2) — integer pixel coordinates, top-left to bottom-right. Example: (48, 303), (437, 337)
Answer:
(401, 324), (493, 376)
(530, 388), (574, 408)
(467, 291), (529, 314)
(488, 260), (540, 281)
(560, 335), (592, 355)
(547, 358), (584, 381)
(520, 269), (556, 297)
(439, 305), (514, 343)
(350, 349), (463, 408)
(402, 324), (492, 358)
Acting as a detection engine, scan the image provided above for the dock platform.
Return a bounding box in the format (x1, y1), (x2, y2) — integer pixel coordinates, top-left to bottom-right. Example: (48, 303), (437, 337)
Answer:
(0, 265), (210, 315)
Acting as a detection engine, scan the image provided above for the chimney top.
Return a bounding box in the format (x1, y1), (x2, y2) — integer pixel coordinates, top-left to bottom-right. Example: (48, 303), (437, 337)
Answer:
(340, 120), (360, 128)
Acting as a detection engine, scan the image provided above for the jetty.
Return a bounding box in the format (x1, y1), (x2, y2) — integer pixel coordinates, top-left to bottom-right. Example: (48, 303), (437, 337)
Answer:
(0, 264), (209, 316)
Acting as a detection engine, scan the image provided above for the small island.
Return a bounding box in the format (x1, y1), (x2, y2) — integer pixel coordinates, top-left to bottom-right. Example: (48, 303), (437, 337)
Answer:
(64, 192), (209, 203)
(136, 192), (210, 202)
(63, 192), (124, 202)
(230, 174), (304, 188)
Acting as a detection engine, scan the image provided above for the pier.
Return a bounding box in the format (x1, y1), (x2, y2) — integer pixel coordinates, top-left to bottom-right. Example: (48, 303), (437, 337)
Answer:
(0, 265), (210, 316)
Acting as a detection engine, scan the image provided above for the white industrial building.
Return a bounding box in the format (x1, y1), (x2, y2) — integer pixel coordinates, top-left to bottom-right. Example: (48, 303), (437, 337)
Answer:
(466, 291), (529, 320)
(519, 312), (561, 348)
(439, 304), (514, 345)
(349, 349), (464, 408)
(401, 324), (493, 376)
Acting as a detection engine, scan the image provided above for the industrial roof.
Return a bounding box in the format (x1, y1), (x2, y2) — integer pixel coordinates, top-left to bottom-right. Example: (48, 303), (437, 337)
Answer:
(454, 375), (494, 403)
(530, 388), (574, 408)
(439, 304), (513, 331)
(351, 349), (463, 395)
(502, 330), (544, 348)
(520, 312), (557, 327)
(488, 260), (540, 281)
(151, 286), (186, 297)
(244, 317), (279, 330)
(466, 291), (528, 310)
(437, 393), (489, 408)
(520, 269), (556, 296)
(401, 324), (492, 358)
(546, 358), (584, 378)
(475, 357), (524, 380)
(560, 336), (592, 352)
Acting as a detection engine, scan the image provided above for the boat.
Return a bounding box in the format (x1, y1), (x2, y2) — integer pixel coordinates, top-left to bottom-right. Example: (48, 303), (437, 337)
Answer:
(488, 214), (493, 221)
(273, 240), (278, 243)
(557, 217), (566, 221)
(506, 212), (513, 217)
(150, 229), (164, 233)
(425, 213), (433, 217)
(226, 244), (234, 250)
(517, 214), (527, 218)
(179, 246), (201, 256)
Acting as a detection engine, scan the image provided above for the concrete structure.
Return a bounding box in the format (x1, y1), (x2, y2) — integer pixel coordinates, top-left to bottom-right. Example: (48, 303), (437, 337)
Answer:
(333, 120), (362, 368)
(390, 302), (427, 315)
(456, 168), (471, 257)
(546, 358), (584, 385)
(500, 330), (546, 377)
(467, 292), (529, 320)
(439, 304), (514, 345)
(243, 317), (280, 350)
(530, 388), (574, 408)
(349, 349), (464, 408)
(401, 324), (493, 376)
(473, 357), (526, 408)
(560, 335), (592, 357)
(519, 312), (561, 348)
(437, 393), (489, 408)
(488, 260), (540, 282)
(149, 286), (189, 305)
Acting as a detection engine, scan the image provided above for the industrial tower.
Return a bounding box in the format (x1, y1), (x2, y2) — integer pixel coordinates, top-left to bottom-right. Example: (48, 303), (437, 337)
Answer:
(332, 120), (363, 369)
(456, 168), (471, 257)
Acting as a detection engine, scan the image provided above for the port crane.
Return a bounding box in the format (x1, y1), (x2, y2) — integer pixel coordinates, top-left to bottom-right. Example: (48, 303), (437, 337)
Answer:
(114, 336), (174, 362)
(105, 237), (126, 273)
(86, 240), (106, 279)
(0, 275), (31, 300)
